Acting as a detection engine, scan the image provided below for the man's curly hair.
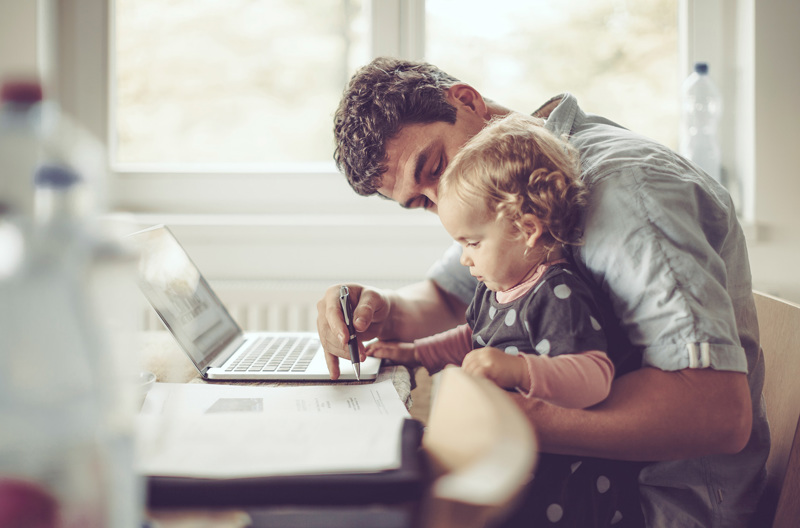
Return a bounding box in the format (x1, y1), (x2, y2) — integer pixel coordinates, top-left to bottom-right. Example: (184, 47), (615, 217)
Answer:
(333, 57), (462, 196)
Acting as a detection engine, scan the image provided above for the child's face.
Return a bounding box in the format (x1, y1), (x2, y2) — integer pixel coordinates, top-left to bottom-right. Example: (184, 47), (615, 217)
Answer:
(439, 193), (538, 292)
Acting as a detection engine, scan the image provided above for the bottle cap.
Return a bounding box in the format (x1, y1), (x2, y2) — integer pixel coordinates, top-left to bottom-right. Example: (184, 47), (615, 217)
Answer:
(0, 80), (43, 105)
(694, 62), (709, 75)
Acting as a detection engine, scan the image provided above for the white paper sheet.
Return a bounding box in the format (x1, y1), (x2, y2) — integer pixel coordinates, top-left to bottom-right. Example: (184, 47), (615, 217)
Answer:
(137, 380), (410, 478)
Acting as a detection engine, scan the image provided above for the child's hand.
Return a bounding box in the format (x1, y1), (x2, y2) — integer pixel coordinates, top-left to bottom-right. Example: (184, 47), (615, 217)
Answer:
(365, 340), (421, 368)
(462, 347), (527, 390)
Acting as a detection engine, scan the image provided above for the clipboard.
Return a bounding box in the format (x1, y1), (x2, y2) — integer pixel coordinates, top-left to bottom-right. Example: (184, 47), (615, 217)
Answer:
(146, 418), (429, 508)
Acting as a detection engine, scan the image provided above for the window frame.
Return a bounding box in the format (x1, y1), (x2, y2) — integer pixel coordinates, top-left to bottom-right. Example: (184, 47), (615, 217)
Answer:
(39, 0), (427, 217)
(44, 0), (750, 219)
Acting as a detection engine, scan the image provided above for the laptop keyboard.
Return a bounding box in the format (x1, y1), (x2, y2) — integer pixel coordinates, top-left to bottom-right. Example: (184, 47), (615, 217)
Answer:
(225, 336), (319, 373)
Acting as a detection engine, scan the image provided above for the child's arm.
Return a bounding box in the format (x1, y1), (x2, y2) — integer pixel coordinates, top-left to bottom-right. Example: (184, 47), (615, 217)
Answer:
(462, 348), (614, 409)
(365, 323), (473, 374)
(517, 350), (614, 408)
(413, 323), (473, 373)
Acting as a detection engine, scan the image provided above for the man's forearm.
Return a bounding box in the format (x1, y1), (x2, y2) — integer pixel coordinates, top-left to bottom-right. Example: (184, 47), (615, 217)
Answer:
(512, 367), (752, 461)
(382, 280), (468, 342)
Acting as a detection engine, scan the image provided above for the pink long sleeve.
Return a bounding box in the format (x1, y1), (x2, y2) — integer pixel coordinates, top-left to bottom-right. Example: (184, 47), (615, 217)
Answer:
(414, 324), (473, 374)
(517, 350), (615, 409)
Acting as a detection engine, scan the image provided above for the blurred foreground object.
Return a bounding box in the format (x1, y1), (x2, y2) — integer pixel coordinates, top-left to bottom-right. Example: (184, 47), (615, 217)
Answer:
(421, 367), (537, 528)
(0, 78), (143, 527)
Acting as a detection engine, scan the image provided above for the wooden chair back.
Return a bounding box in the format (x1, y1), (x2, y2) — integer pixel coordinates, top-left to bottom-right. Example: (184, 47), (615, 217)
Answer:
(753, 291), (800, 527)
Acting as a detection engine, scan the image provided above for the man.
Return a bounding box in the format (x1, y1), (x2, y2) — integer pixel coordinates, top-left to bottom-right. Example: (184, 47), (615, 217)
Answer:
(316, 57), (768, 527)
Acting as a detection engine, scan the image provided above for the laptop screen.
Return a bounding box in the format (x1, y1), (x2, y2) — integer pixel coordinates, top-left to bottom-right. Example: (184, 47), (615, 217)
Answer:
(130, 225), (242, 371)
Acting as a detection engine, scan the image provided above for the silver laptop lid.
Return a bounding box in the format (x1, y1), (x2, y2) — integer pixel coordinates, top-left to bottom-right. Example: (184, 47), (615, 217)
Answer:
(129, 225), (243, 372)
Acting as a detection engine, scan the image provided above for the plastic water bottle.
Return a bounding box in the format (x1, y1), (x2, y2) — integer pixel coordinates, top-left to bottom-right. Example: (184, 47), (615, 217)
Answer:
(680, 62), (723, 185)
(0, 79), (142, 528)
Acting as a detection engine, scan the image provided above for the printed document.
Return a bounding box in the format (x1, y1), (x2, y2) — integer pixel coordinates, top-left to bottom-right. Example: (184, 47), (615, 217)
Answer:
(137, 380), (410, 478)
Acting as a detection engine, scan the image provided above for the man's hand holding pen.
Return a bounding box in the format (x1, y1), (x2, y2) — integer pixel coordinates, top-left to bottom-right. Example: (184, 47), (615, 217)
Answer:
(316, 284), (391, 380)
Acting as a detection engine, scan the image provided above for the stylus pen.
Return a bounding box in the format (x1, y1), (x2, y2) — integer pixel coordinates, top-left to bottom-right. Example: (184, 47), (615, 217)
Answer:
(339, 285), (361, 380)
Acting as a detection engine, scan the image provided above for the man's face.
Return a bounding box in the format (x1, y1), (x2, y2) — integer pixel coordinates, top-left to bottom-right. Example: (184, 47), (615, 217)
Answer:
(376, 89), (489, 213)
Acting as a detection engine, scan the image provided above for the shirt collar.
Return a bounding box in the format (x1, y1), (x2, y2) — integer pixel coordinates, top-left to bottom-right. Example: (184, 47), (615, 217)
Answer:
(536, 92), (581, 140)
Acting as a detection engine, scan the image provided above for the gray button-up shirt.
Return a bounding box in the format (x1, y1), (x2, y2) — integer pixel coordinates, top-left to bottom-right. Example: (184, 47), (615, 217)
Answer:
(428, 94), (768, 527)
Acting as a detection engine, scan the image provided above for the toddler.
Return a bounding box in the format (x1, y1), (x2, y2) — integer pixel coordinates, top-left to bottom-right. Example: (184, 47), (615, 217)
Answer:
(368, 112), (614, 409)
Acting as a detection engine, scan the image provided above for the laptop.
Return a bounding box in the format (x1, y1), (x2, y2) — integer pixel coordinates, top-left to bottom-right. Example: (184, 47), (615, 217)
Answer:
(128, 224), (380, 381)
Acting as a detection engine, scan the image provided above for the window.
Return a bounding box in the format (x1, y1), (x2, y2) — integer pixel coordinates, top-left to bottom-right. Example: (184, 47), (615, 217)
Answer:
(45, 0), (757, 293)
(113, 0), (368, 169)
(425, 0), (679, 149)
(111, 0), (678, 175)
(47, 0), (750, 223)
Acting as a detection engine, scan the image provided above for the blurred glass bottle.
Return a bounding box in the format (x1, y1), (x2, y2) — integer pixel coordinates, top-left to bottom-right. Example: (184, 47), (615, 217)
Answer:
(0, 79), (142, 528)
(0, 81), (41, 284)
(0, 81), (41, 220)
(680, 62), (724, 185)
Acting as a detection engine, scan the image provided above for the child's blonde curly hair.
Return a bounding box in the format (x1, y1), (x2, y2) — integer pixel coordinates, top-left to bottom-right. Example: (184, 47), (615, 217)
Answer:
(439, 112), (587, 255)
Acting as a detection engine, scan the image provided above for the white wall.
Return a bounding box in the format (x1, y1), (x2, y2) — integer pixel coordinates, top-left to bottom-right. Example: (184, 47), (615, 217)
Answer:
(747, 0), (800, 303)
(1, 0), (799, 304)
(0, 0), (38, 79)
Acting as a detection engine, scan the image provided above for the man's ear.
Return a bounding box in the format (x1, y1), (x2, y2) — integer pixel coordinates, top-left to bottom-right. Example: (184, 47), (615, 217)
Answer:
(520, 214), (545, 248)
(445, 84), (487, 117)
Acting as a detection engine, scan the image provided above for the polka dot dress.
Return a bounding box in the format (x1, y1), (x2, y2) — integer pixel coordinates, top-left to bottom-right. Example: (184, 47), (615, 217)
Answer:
(466, 264), (608, 366)
(498, 454), (646, 527)
(465, 263), (646, 527)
